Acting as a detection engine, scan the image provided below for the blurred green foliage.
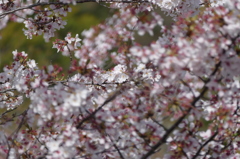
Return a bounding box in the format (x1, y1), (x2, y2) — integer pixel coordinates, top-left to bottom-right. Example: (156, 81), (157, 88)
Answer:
(0, 3), (173, 72)
(0, 3), (110, 71)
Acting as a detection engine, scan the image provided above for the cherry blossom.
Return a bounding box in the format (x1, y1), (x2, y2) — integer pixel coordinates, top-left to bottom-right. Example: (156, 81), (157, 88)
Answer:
(0, 0), (240, 158)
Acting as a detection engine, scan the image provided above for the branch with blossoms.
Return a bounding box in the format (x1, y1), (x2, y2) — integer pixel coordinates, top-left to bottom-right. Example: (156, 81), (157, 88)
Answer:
(0, 0), (206, 18)
(76, 86), (123, 129)
(192, 130), (218, 159)
(140, 61), (222, 159)
(0, 0), (149, 21)
(0, 0), (218, 41)
(1, 0), (240, 158)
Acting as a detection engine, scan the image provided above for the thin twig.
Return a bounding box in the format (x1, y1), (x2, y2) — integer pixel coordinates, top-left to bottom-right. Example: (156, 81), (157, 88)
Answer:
(150, 117), (168, 132)
(192, 131), (218, 159)
(0, 0), (150, 18)
(106, 133), (125, 159)
(140, 62), (222, 159)
(0, 107), (17, 118)
(76, 87), (123, 129)
(0, 89), (16, 94)
(140, 108), (191, 159)
(9, 108), (29, 138)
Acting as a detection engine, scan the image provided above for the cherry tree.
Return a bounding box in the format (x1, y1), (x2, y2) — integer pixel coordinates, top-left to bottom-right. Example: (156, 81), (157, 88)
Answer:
(0, 0), (240, 158)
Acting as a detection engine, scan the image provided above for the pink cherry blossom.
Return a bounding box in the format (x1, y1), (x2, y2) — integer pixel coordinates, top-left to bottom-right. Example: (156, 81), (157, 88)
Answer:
(1, 0), (240, 158)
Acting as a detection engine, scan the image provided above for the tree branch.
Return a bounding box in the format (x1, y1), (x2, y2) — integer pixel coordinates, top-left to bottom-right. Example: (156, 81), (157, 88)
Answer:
(140, 62), (222, 159)
(140, 108), (191, 159)
(0, 107), (17, 118)
(76, 87), (123, 129)
(106, 133), (125, 159)
(192, 130), (218, 159)
(0, 0), (150, 18)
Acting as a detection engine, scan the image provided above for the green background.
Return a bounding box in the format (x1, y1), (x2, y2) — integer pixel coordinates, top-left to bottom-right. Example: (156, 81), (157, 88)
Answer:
(0, 3), (111, 71)
(0, 3), (173, 71)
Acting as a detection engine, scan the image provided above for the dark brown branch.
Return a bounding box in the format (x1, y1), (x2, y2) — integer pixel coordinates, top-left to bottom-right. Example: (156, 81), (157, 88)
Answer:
(180, 79), (196, 98)
(9, 109), (29, 138)
(76, 87), (123, 129)
(77, 141), (145, 158)
(140, 62), (222, 159)
(106, 133), (125, 159)
(5, 134), (11, 159)
(191, 62), (221, 106)
(192, 131), (218, 159)
(48, 79), (129, 87)
(0, 107), (17, 118)
(150, 117), (168, 131)
(0, 0), (150, 18)
(0, 89), (16, 94)
(140, 108), (191, 159)
(182, 149), (190, 159)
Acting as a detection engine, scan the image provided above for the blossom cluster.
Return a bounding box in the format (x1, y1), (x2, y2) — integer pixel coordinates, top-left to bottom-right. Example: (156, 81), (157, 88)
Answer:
(0, 0), (240, 159)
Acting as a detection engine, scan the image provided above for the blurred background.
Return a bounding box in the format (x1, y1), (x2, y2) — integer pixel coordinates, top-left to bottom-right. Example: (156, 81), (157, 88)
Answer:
(0, 3), (111, 71)
(0, 3), (173, 71)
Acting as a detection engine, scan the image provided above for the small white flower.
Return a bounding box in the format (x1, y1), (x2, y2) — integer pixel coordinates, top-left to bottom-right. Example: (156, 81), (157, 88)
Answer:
(46, 140), (61, 153)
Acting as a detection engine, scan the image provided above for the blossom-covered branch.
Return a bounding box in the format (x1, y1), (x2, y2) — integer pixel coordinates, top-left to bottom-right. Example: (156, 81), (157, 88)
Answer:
(1, 0), (240, 158)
